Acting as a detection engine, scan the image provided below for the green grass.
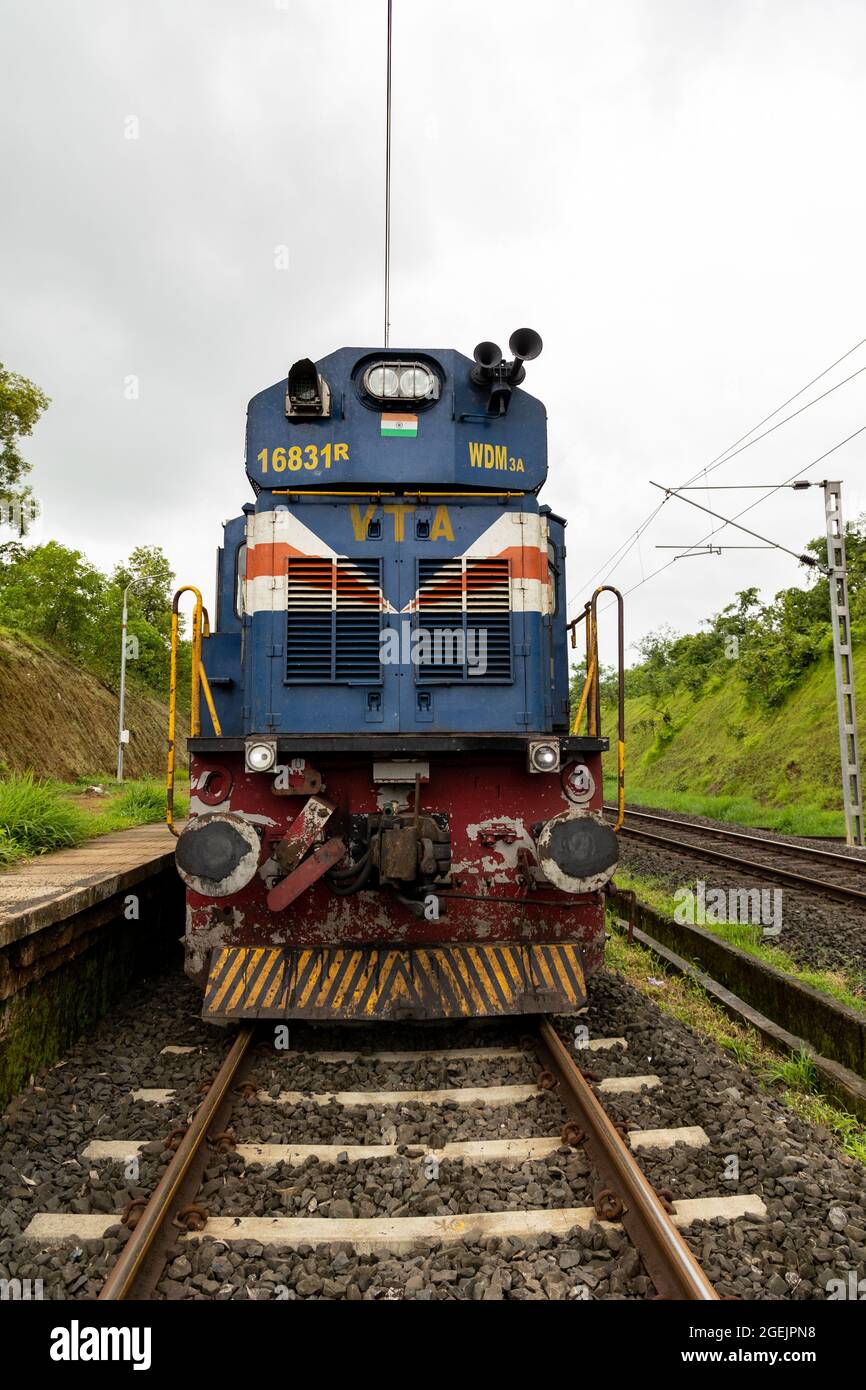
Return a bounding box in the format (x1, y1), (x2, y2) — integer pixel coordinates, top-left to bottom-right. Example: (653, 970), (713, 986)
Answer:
(0, 827), (21, 866)
(612, 865), (866, 1014)
(0, 772), (89, 856)
(605, 920), (866, 1166)
(763, 1046), (818, 1091)
(594, 646), (865, 832)
(0, 774), (188, 866)
(603, 774), (845, 838)
(89, 780), (189, 834)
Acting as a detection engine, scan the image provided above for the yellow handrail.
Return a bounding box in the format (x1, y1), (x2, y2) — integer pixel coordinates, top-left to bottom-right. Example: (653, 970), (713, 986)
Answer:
(167, 585), (222, 836)
(569, 586), (626, 831)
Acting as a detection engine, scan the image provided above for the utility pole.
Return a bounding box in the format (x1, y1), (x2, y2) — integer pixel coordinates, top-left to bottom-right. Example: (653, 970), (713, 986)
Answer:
(824, 482), (864, 846)
(117, 585), (130, 782)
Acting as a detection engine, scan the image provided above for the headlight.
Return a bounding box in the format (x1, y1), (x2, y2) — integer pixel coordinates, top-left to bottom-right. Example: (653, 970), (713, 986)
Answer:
(366, 365), (400, 399)
(245, 739), (277, 773)
(528, 741), (561, 773)
(363, 361), (438, 403)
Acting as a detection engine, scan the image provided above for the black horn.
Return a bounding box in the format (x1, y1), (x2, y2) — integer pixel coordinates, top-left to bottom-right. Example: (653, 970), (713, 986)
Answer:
(471, 341), (503, 384)
(508, 328), (543, 383)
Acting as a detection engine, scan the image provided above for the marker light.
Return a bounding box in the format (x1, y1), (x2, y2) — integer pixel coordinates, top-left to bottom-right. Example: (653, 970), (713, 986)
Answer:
(528, 741), (561, 774)
(245, 739), (277, 773)
(363, 361), (438, 403)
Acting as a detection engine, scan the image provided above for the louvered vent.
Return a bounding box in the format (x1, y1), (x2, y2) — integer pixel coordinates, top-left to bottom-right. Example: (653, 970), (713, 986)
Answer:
(415, 556), (512, 682)
(286, 557), (382, 682)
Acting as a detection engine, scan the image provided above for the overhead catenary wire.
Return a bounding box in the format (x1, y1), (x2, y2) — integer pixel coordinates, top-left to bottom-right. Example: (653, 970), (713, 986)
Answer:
(649, 482), (821, 566)
(592, 361), (866, 594)
(573, 333), (866, 604)
(616, 421), (866, 599)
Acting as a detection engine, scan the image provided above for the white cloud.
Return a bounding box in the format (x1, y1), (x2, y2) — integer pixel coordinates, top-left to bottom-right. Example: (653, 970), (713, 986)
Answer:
(2, 0), (865, 667)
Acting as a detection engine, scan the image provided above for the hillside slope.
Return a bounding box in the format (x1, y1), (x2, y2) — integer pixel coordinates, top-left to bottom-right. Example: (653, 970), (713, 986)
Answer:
(0, 630), (185, 780)
(602, 646), (865, 813)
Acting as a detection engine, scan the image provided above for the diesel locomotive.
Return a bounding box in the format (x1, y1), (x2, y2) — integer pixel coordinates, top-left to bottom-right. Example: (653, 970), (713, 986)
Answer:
(167, 331), (621, 1023)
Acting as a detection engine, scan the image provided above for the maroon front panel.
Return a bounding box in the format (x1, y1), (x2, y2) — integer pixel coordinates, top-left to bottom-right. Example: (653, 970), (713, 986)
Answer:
(184, 752), (606, 979)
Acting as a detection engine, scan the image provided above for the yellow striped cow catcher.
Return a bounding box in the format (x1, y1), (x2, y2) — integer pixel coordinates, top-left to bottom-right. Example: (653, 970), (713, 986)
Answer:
(203, 942), (586, 1022)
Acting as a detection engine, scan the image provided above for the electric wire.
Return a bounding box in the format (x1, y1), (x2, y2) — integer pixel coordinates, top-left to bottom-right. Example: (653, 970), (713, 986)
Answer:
(573, 334), (866, 604)
(618, 422), (866, 599)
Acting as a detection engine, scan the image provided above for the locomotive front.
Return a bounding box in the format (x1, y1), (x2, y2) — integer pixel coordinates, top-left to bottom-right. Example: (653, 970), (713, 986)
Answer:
(170, 333), (619, 1023)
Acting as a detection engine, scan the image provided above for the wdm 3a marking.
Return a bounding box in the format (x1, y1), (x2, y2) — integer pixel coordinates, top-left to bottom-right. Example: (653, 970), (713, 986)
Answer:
(468, 443), (525, 472)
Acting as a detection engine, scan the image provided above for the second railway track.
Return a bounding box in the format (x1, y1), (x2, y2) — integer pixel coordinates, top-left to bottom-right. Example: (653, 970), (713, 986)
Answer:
(606, 804), (866, 908)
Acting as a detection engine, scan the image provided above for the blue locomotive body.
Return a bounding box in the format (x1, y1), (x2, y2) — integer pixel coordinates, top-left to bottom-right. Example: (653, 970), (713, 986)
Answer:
(204, 346), (568, 739)
(174, 337), (618, 1024)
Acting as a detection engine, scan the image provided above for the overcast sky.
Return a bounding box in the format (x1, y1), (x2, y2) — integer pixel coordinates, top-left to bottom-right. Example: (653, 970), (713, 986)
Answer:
(3, 0), (865, 667)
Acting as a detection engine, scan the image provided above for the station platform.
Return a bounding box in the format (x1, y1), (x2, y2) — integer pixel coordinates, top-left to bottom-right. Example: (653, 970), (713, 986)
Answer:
(0, 822), (179, 949)
(0, 821), (184, 1107)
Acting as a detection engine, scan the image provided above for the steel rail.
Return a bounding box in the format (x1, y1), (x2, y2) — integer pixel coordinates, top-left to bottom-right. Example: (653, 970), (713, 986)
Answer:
(98, 1024), (255, 1301)
(605, 803), (859, 868)
(613, 821), (866, 908)
(534, 1018), (718, 1301)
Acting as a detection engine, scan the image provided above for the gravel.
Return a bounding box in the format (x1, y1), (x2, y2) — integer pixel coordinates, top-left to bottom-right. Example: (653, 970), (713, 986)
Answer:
(1, 962), (864, 1300)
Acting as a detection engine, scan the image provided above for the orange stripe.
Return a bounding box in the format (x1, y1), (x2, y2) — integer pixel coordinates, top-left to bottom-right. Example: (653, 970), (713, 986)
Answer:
(246, 542), (549, 584)
(494, 544), (549, 583)
(246, 541), (314, 580)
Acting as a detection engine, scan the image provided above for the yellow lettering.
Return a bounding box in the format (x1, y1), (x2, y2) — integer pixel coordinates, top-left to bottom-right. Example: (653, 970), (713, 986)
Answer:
(272, 447), (287, 472)
(350, 504), (376, 541)
(334, 442), (349, 462)
(303, 444), (318, 470)
(483, 444), (495, 469)
(383, 503), (415, 541)
(430, 505), (454, 541)
(468, 442), (484, 468)
(495, 445), (507, 470)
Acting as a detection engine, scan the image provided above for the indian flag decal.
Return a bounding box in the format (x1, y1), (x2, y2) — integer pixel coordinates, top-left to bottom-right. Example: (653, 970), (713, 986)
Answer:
(381, 413), (418, 438)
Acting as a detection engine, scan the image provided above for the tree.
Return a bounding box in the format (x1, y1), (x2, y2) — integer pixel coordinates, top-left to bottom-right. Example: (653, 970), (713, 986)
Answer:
(112, 546), (175, 631)
(0, 541), (105, 651)
(0, 365), (50, 541)
(0, 540), (191, 708)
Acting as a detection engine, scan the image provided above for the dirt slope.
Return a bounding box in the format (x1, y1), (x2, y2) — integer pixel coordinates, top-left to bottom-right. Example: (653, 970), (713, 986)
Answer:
(0, 631), (186, 780)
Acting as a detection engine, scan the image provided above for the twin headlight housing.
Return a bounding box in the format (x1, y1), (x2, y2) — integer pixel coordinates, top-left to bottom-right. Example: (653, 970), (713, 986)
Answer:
(363, 361), (439, 404)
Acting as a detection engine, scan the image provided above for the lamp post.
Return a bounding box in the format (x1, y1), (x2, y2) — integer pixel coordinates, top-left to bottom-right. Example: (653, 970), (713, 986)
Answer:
(117, 585), (130, 782)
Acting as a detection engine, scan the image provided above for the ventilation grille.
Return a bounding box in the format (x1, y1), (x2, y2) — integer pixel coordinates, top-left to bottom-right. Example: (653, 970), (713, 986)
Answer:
(415, 557), (512, 682)
(286, 557), (383, 682)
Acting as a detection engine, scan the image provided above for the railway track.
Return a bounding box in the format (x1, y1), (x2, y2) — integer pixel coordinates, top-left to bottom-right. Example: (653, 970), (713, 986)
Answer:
(605, 804), (866, 909)
(19, 1016), (777, 1301)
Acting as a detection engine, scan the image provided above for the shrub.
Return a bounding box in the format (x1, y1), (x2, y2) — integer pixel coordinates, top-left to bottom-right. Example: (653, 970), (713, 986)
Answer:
(0, 772), (87, 855)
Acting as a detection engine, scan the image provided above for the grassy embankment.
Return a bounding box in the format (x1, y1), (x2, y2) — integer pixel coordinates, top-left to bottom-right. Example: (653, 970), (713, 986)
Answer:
(0, 623), (189, 863)
(599, 645), (866, 836)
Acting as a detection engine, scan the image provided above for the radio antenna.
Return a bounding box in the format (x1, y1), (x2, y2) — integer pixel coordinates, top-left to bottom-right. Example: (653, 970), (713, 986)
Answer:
(384, 0), (393, 347)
